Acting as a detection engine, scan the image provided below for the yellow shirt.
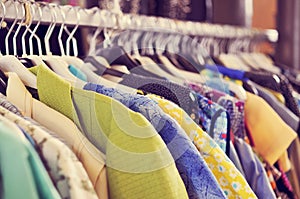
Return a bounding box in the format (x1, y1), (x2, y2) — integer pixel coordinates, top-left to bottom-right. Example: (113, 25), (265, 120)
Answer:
(244, 92), (297, 165)
(147, 94), (257, 199)
(265, 89), (290, 172)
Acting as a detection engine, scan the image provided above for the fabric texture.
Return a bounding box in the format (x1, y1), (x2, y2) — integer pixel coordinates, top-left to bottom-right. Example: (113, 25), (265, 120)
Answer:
(0, 106), (98, 199)
(119, 73), (200, 123)
(6, 71), (109, 199)
(229, 141), (245, 176)
(20, 127), (37, 148)
(244, 92), (297, 165)
(194, 93), (229, 152)
(234, 137), (277, 199)
(84, 82), (226, 199)
(34, 64), (189, 199)
(288, 138), (300, 199)
(245, 71), (300, 117)
(0, 93), (23, 116)
(275, 163), (296, 199)
(187, 82), (246, 139)
(0, 115), (61, 199)
(147, 95), (257, 199)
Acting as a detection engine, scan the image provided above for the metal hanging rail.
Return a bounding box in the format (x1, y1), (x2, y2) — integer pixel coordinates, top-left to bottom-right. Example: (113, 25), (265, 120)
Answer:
(1, 0), (278, 41)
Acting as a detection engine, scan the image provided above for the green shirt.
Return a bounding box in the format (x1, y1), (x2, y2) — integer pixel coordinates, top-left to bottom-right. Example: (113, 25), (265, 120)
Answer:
(32, 65), (188, 199)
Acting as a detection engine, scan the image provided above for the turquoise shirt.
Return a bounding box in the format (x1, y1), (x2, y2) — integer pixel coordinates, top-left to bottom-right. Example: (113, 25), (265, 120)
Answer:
(0, 116), (61, 199)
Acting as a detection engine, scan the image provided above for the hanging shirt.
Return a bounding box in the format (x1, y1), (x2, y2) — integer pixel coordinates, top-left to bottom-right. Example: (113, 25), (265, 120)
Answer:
(119, 73), (201, 123)
(245, 72), (300, 117)
(251, 82), (300, 134)
(84, 82), (226, 199)
(234, 137), (277, 199)
(6, 72), (109, 199)
(0, 106), (98, 199)
(205, 65), (300, 117)
(147, 95), (257, 199)
(228, 141), (245, 176)
(32, 64), (189, 199)
(244, 92), (297, 165)
(0, 115), (61, 199)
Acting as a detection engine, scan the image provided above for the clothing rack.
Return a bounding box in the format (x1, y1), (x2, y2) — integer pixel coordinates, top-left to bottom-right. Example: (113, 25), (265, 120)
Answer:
(1, 1), (278, 42)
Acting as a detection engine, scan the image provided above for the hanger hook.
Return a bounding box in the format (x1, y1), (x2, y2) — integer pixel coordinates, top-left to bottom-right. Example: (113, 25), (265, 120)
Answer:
(5, 1), (19, 55)
(88, 7), (103, 56)
(21, 0), (34, 56)
(13, 0), (26, 56)
(66, 6), (80, 56)
(58, 5), (66, 56)
(44, 3), (56, 55)
(0, 1), (6, 56)
(29, 2), (42, 56)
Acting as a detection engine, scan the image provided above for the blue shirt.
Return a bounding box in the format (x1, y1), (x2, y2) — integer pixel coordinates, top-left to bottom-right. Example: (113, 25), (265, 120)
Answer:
(234, 138), (276, 199)
(84, 83), (226, 199)
(205, 64), (246, 81)
(195, 93), (229, 152)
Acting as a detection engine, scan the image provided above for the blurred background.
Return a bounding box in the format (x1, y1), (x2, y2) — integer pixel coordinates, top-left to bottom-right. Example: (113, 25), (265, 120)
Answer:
(29, 0), (299, 69)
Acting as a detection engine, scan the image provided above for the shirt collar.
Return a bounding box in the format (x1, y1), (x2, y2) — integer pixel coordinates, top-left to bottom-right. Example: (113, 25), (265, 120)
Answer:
(6, 72), (32, 117)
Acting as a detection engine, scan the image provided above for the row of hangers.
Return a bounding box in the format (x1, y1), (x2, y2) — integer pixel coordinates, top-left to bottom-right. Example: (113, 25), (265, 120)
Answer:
(0, 0), (276, 57)
(1, 0), (81, 56)
(0, 0), (277, 100)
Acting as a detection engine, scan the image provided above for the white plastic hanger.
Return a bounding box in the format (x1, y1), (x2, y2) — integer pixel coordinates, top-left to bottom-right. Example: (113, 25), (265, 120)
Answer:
(21, 1), (34, 57)
(39, 4), (84, 85)
(60, 6), (85, 68)
(129, 31), (185, 84)
(61, 8), (136, 93)
(58, 5), (66, 56)
(29, 3), (43, 56)
(65, 6), (79, 57)
(0, 1), (37, 88)
(151, 31), (208, 84)
(26, 1), (46, 65)
(21, 1), (45, 66)
(71, 7), (111, 70)
(4, 1), (18, 55)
